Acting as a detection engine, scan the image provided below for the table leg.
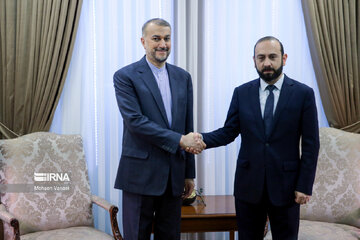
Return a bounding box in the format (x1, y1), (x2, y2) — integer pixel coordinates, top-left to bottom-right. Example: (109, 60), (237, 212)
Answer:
(230, 230), (234, 240)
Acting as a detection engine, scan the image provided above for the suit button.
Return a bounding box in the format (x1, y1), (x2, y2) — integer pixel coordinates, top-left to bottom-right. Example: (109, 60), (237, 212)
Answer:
(265, 143), (269, 147)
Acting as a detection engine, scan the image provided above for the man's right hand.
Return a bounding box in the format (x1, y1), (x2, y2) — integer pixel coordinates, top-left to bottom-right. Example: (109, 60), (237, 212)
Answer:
(180, 132), (206, 154)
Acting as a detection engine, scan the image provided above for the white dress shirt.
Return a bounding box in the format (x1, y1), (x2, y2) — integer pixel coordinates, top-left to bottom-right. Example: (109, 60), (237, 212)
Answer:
(259, 74), (284, 118)
(146, 58), (172, 126)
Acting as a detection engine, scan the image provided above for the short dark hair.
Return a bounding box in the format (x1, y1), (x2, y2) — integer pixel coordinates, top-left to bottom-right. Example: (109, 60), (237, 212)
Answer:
(254, 36), (284, 56)
(142, 18), (171, 36)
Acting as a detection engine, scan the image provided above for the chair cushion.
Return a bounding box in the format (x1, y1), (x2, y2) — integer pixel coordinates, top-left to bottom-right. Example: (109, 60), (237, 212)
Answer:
(264, 220), (360, 240)
(20, 226), (114, 240)
(0, 132), (93, 238)
(300, 128), (360, 228)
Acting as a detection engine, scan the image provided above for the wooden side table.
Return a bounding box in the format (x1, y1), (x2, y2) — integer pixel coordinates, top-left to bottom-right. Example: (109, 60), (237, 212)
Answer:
(181, 195), (237, 240)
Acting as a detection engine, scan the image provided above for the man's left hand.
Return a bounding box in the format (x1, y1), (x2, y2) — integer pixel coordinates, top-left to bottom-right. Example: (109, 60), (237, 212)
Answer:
(182, 179), (195, 199)
(295, 191), (311, 205)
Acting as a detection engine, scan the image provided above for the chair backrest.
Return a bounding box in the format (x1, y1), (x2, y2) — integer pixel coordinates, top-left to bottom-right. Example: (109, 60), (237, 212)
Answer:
(300, 127), (360, 228)
(0, 132), (93, 239)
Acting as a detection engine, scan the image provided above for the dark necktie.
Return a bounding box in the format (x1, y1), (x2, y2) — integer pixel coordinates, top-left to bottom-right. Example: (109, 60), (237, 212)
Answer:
(264, 85), (276, 138)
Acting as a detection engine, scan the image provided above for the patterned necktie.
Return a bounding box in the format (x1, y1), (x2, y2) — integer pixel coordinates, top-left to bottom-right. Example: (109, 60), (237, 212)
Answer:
(264, 85), (276, 138)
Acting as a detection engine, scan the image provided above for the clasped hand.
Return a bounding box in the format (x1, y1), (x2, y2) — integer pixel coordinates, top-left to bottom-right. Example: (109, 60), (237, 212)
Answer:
(180, 132), (206, 154)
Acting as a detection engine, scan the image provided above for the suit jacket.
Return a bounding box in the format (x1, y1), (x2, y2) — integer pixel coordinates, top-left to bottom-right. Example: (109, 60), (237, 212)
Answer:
(202, 75), (320, 206)
(113, 56), (195, 196)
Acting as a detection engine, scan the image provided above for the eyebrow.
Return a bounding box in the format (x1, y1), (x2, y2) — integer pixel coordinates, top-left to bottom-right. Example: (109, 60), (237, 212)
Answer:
(151, 34), (171, 38)
(256, 53), (279, 57)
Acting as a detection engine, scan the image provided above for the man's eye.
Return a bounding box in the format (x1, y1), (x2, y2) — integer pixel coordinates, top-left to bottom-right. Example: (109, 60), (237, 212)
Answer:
(270, 54), (279, 60)
(164, 37), (170, 41)
(153, 38), (160, 41)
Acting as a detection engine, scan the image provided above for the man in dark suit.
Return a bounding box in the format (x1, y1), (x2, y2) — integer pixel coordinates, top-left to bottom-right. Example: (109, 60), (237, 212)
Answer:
(113, 18), (205, 240)
(195, 36), (320, 240)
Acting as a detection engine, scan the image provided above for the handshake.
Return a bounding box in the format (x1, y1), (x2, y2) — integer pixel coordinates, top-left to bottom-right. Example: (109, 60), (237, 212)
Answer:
(180, 132), (206, 154)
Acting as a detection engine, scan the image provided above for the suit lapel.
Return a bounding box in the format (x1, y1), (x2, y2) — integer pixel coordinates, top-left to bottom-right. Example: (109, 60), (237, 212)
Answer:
(250, 79), (266, 139)
(138, 57), (170, 127)
(271, 75), (294, 135)
(167, 64), (179, 130)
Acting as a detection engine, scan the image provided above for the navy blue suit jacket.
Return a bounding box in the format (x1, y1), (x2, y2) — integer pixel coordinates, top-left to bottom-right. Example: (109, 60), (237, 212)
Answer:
(113, 56), (195, 196)
(202, 75), (319, 206)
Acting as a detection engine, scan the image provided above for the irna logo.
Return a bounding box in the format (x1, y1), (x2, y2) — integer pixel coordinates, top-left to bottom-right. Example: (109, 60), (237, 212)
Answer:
(34, 173), (70, 182)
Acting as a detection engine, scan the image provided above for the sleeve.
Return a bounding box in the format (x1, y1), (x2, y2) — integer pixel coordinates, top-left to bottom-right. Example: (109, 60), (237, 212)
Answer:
(184, 74), (195, 179)
(202, 88), (241, 148)
(113, 70), (182, 154)
(296, 88), (320, 195)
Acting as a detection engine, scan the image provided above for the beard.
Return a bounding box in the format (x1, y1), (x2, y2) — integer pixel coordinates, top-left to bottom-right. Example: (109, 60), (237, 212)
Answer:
(256, 64), (283, 82)
(151, 48), (170, 63)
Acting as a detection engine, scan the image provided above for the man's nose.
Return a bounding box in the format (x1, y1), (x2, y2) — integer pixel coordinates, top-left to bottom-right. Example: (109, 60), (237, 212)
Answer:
(159, 39), (166, 48)
(263, 58), (271, 66)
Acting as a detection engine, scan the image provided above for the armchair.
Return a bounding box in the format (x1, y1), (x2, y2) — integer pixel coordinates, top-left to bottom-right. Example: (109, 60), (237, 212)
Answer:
(265, 127), (360, 239)
(0, 132), (123, 240)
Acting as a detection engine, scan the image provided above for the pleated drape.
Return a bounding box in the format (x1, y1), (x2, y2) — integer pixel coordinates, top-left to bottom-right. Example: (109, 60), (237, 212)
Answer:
(302, 0), (360, 132)
(0, 0), (83, 138)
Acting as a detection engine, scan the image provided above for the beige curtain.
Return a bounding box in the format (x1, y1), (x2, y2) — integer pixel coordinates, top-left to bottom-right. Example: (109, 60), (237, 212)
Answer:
(302, 0), (360, 133)
(0, 0), (83, 139)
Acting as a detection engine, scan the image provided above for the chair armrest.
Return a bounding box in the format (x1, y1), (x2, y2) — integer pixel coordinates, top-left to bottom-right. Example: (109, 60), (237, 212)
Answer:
(91, 195), (123, 240)
(91, 195), (113, 211)
(0, 204), (20, 240)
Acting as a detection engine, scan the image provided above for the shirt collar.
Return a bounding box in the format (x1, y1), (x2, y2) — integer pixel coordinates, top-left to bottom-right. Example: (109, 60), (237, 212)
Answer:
(260, 73), (285, 92)
(146, 57), (167, 75)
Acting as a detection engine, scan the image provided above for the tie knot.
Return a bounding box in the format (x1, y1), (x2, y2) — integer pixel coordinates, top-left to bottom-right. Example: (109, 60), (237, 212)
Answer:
(266, 85), (276, 93)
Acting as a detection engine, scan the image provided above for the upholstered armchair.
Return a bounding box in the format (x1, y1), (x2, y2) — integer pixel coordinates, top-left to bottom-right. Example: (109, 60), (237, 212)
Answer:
(0, 132), (123, 240)
(265, 127), (360, 239)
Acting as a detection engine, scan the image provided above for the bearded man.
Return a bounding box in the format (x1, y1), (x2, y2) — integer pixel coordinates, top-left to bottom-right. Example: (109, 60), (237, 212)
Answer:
(199, 36), (320, 240)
